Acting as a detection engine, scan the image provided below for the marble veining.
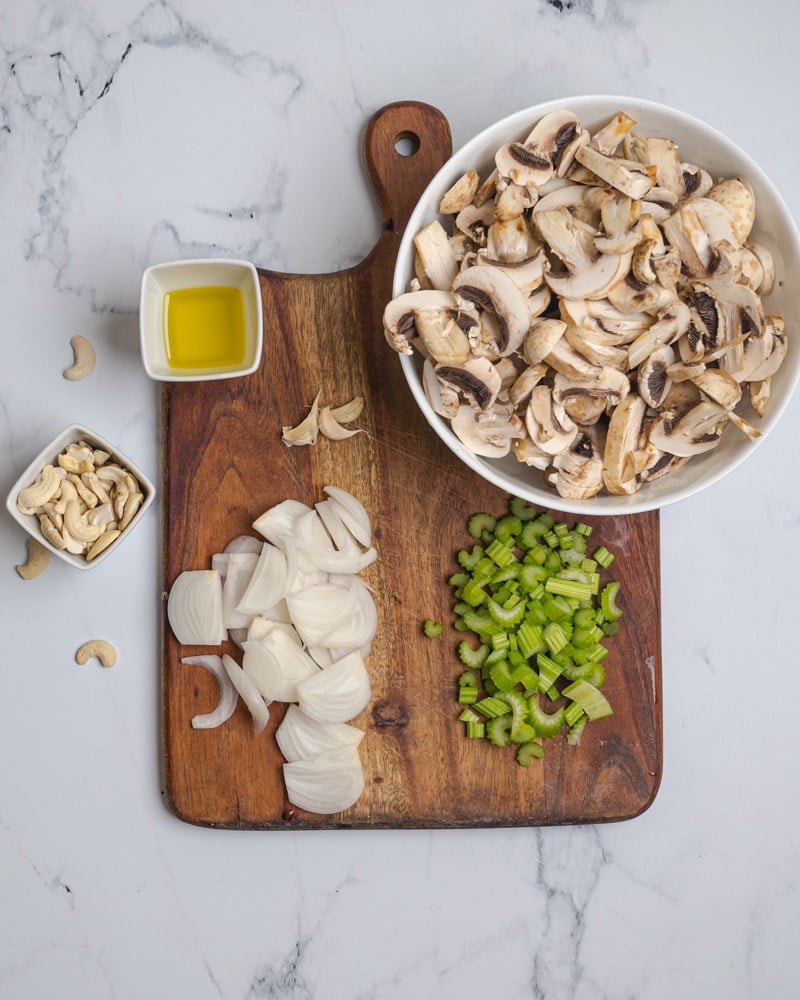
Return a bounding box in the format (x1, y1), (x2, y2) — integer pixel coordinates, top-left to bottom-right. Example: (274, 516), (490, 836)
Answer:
(2, 1), (800, 998)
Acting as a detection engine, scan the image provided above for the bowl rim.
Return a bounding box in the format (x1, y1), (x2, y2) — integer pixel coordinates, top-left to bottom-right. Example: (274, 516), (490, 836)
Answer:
(5, 423), (156, 570)
(139, 257), (264, 382)
(394, 94), (800, 516)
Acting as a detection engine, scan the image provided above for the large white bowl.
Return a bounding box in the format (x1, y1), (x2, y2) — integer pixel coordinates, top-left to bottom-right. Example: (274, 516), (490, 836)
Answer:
(394, 95), (800, 515)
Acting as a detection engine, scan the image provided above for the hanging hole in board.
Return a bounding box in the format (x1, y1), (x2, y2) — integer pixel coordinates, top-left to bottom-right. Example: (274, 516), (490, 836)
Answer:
(394, 131), (420, 157)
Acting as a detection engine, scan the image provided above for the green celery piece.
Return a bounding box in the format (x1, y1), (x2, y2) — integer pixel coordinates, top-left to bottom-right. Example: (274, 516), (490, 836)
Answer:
(486, 714), (513, 747)
(563, 701), (585, 728)
(600, 581), (623, 621)
(485, 537), (517, 567)
(494, 514), (522, 543)
(458, 640), (490, 669)
(474, 696), (511, 719)
(498, 689), (535, 744)
(458, 707), (481, 723)
(422, 618), (443, 638)
(516, 740), (545, 766)
(566, 715), (588, 745)
(488, 660), (516, 692)
(509, 496), (538, 521)
(527, 693), (565, 737)
(467, 512), (497, 540)
(536, 652), (564, 692)
(543, 621), (569, 655)
(592, 544), (615, 568)
(458, 544), (485, 571)
(465, 721), (486, 739)
(516, 620), (545, 659)
(487, 596), (526, 628)
(562, 679), (613, 720)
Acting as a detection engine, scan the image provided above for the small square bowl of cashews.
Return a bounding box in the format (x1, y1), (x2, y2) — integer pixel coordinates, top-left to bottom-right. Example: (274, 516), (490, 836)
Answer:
(6, 424), (155, 571)
(385, 95), (800, 514)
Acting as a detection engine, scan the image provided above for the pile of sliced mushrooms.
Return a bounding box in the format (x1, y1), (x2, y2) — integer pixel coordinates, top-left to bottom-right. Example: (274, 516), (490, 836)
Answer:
(383, 109), (788, 499)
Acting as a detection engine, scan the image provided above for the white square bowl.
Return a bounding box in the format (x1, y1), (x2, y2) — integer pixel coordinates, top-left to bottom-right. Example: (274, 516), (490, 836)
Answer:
(6, 424), (156, 570)
(139, 258), (263, 381)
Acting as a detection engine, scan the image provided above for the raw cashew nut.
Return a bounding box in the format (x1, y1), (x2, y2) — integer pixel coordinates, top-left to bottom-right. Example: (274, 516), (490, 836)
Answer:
(75, 639), (118, 668)
(63, 335), (96, 381)
(15, 537), (51, 579)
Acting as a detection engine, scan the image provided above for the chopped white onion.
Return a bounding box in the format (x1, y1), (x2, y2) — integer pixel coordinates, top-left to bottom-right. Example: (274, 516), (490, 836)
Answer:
(285, 581), (358, 646)
(222, 653), (270, 735)
(297, 650), (371, 723)
(243, 627), (319, 702)
(224, 534), (263, 555)
(167, 570), (226, 645)
(236, 542), (289, 616)
(323, 485), (372, 547)
(276, 704), (364, 763)
(252, 499), (310, 544)
(318, 576), (378, 653)
(169, 483), (378, 816)
(181, 655), (238, 729)
(283, 746), (365, 814)
(315, 499), (360, 554)
(222, 552), (260, 629)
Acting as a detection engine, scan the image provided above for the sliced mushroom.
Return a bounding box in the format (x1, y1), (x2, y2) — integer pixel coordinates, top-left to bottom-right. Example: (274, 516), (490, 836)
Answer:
(637, 345), (675, 407)
(535, 206), (633, 300)
(414, 308), (472, 365)
(508, 362), (549, 407)
(523, 317), (566, 365)
(452, 264), (531, 355)
(487, 215), (533, 262)
(451, 404), (525, 458)
(647, 401), (729, 457)
(707, 177), (755, 244)
(383, 289), (457, 354)
(602, 392), (646, 495)
(627, 301), (691, 370)
(553, 367), (631, 425)
(574, 143), (654, 199)
(592, 111), (637, 155)
(413, 220), (458, 290)
(743, 240), (775, 295)
(422, 358), (460, 419)
(438, 169), (480, 215)
(435, 356), (503, 411)
(545, 429), (605, 500)
(524, 386), (578, 455)
(689, 368), (742, 410)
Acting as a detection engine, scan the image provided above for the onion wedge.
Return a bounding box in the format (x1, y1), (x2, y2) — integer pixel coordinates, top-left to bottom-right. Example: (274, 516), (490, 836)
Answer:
(236, 542), (289, 616)
(222, 653), (269, 735)
(181, 655), (238, 729)
(283, 746), (365, 814)
(276, 704), (364, 763)
(167, 570), (226, 645)
(323, 485), (372, 547)
(297, 650), (371, 723)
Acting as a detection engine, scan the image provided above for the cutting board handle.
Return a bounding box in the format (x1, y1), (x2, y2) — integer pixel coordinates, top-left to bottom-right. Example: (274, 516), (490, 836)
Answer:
(363, 101), (453, 238)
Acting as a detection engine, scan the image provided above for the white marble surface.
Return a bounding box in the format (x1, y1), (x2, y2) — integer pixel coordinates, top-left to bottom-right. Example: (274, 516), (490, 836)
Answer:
(2, 1), (799, 997)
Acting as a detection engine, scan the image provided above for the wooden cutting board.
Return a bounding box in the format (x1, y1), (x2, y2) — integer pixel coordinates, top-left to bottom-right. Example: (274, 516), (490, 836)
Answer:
(160, 101), (663, 829)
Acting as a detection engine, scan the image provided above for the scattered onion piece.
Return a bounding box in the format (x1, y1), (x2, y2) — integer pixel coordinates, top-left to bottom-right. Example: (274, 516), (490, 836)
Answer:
(222, 653), (270, 735)
(283, 746), (365, 814)
(276, 704), (364, 763)
(297, 650), (371, 723)
(167, 570), (226, 645)
(181, 655), (238, 729)
(323, 485), (372, 547)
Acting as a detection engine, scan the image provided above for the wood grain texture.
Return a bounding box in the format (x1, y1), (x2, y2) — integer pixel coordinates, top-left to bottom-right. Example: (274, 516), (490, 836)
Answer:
(160, 101), (663, 829)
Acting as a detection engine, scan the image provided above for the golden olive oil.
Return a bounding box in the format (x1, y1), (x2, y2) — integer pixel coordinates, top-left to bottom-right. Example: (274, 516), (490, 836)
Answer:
(163, 285), (246, 370)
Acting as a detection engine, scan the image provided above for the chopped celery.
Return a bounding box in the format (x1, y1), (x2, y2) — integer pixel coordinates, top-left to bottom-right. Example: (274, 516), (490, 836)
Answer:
(486, 714), (513, 746)
(516, 740), (545, 766)
(423, 618), (443, 638)
(446, 496), (622, 766)
(458, 640), (489, 669)
(467, 511), (497, 540)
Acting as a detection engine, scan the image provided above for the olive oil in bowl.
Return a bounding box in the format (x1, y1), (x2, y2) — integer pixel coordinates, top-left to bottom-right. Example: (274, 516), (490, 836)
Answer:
(163, 285), (246, 371)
